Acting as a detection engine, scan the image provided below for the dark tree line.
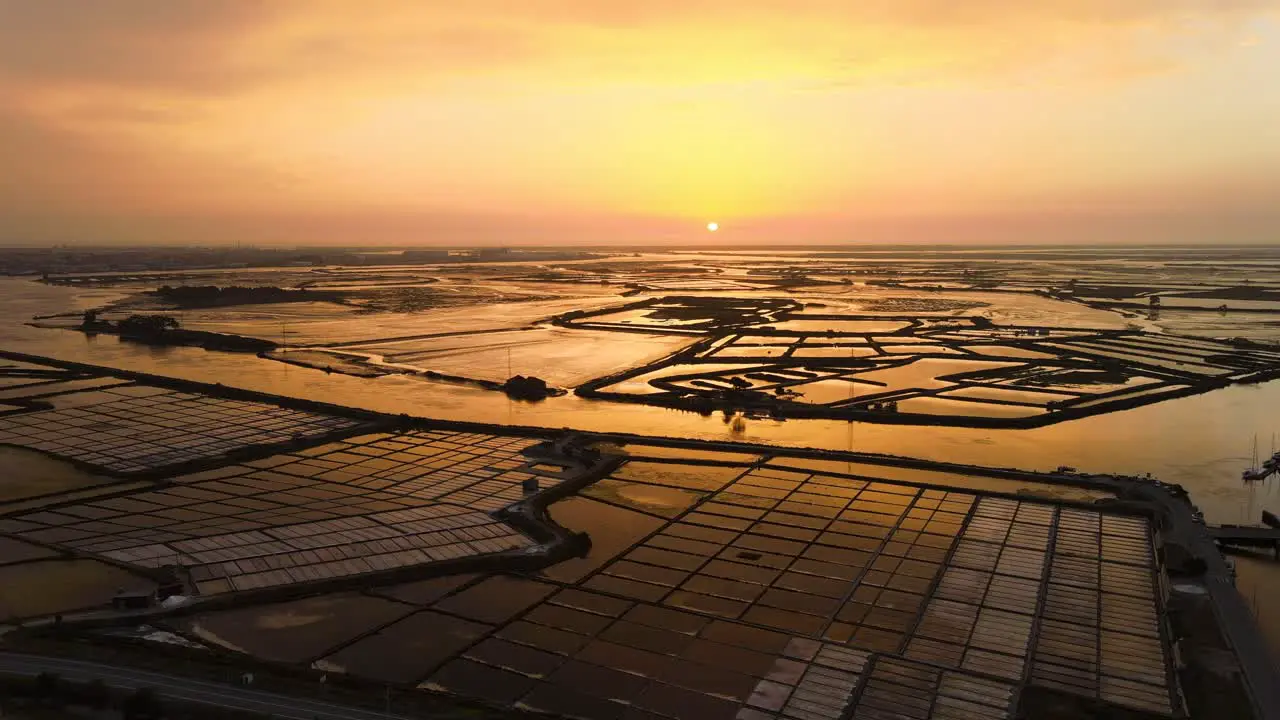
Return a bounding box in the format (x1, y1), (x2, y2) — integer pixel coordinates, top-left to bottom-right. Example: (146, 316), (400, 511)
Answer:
(11, 672), (164, 718)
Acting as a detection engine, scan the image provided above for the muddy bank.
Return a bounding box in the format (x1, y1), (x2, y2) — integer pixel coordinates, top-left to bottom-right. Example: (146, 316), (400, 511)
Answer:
(108, 326), (276, 353)
(265, 349), (395, 378)
(150, 285), (347, 308)
(265, 348), (567, 400)
(49, 314), (278, 353)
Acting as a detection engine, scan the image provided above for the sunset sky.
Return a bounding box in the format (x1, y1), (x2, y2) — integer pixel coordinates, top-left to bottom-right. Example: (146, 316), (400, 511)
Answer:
(2, 1), (1278, 245)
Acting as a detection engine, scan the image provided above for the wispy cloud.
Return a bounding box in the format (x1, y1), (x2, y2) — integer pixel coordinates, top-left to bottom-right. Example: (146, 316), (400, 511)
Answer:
(3, 0), (1271, 93)
(0, 0), (1277, 243)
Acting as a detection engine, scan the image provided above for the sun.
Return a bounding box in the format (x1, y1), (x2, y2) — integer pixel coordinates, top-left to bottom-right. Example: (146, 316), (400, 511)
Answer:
(707, 222), (719, 232)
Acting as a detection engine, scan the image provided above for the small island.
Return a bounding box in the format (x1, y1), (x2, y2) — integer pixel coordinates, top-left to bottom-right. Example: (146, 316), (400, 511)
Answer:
(79, 312), (276, 353)
(150, 285), (345, 308)
(501, 375), (558, 401)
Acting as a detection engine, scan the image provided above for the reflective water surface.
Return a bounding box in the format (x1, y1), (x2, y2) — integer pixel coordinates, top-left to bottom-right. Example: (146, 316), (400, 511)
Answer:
(6, 271), (1280, 656)
(4, 276), (1279, 524)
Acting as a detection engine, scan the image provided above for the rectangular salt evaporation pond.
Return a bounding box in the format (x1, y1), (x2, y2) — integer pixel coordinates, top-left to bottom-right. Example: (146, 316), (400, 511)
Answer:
(1090, 336), (1237, 363)
(755, 319), (914, 333)
(616, 444), (762, 464)
(543, 496), (669, 583)
(731, 336), (804, 346)
(0, 382), (1188, 717)
(1000, 369), (1162, 395)
(960, 345), (1062, 360)
(149, 508), (530, 594)
(603, 363), (775, 393)
(642, 279), (759, 290)
(942, 386), (1076, 406)
(412, 496), (1170, 718)
(0, 373), (48, 389)
(878, 345), (968, 356)
(0, 385), (363, 475)
(803, 337), (872, 345)
(869, 335), (934, 344)
(0, 559), (157, 620)
(787, 378), (866, 405)
(1065, 385), (1185, 410)
(162, 294), (629, 345)
(766, 457), (1114, 501)
(0, 358), (66, 373)
(176, 593), (416, 664)
(6, 432), (548, 591)
(1042, 342), (1232, 377)
(847, 359), (1022, 393)
(1121, 332), (1267, 356)
(698, 369), (850, 393)
(582, 479), (707, 519)
(350, 328), (697, 386)
(713, 345), (791, 358)
(1147, 297), (1280, 311)
(791, 346), (881, 358)
(1152, 311), (1280, 344)
(1082, 341), (1250, 373)
(951, 329), (1096, 340)
(148, 301), (367, 343)
(610, 461), (748, 493)
(584, 308), (716, 328)
(319, 611), (495, 685)
(895, 396), (1048, 419)
(0, 377), (131, 400)
(0, 536), (59, 565)
(0, 446), (114, 503)
(598, 376), (671, 395)
(41, 388), (150, 409)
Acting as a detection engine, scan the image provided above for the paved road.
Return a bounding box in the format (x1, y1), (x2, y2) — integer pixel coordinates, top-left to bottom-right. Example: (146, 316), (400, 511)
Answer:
(0, 652), (419, 720)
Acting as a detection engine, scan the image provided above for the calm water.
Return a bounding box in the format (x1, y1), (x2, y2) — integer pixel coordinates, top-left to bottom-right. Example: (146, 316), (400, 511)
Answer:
(5, 274), (1280, 652)
(3, 277), (1278, 520)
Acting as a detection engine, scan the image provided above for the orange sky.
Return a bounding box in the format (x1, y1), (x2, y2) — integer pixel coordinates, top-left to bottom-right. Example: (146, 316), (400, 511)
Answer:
(1, 0), (1278, 245)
